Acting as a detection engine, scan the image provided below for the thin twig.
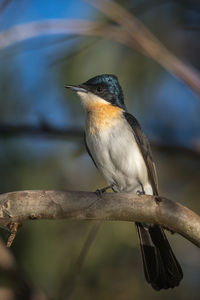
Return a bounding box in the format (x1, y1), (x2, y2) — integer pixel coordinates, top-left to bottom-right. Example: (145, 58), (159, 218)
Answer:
(6, 222), (20, 247)
(58, 223), (101, 300)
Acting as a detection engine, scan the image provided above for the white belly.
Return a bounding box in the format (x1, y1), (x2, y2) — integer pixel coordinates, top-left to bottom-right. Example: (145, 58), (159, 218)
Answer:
(86, 118), (153, 195)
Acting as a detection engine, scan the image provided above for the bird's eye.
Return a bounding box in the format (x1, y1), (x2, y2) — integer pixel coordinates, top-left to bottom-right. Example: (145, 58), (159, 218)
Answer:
(96, 86), (103, 93)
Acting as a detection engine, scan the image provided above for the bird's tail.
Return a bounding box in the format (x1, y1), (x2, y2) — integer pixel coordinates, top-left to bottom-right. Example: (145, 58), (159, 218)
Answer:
(136, 222), (183, 290)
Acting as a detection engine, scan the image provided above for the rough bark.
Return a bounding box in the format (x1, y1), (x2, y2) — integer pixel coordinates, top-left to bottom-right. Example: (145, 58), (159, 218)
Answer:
(0, 190), (199, 247)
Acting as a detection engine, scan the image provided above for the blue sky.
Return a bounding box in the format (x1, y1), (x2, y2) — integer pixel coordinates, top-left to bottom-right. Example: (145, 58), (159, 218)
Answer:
(1, 0), (93, 28)
(0, 0), (94, 126)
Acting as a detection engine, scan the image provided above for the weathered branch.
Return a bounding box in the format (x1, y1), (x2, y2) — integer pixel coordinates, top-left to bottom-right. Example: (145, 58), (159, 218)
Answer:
(0, 190), (200, 247)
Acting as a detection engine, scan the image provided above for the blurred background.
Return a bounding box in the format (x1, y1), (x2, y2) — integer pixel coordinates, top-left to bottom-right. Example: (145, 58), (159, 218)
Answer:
(0, 0), (200, 299)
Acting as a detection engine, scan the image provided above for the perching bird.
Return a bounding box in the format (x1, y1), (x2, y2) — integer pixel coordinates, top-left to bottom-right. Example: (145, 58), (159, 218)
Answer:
(65, 74), (183, 290)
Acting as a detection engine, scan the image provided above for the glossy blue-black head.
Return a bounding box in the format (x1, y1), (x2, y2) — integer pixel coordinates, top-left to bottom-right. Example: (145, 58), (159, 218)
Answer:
(65, 74), (126, 110)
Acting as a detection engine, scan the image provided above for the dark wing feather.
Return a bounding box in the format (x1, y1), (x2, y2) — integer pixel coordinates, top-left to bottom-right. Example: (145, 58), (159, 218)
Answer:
(123, 112), (183, 289)
(84, 132), (98, 168)
(123, 112), (159, 195)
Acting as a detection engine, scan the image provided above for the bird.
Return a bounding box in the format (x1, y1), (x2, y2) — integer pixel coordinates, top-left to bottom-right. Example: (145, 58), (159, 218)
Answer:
(65, 74), (183, 290)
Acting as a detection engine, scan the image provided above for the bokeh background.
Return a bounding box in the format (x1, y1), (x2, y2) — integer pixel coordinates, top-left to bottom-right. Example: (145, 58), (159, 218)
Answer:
(0, 0), (200, 299)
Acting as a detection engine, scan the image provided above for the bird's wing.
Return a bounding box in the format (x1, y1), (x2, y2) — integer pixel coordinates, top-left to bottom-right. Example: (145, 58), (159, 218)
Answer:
(84, 132), (98, 168)
(123, 112), (159, 195)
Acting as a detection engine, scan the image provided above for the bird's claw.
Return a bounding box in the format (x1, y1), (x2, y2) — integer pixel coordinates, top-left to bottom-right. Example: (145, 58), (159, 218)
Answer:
(154, 196), (162, 204)
(95, 187), (109, 197)
(136, 190), (145, 196)
(95, 184), (114, 197)
(95, 189), (104, 197)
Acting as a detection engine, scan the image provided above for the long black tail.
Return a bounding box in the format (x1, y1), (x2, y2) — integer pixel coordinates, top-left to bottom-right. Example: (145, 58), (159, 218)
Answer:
(136, 222), (183, 290)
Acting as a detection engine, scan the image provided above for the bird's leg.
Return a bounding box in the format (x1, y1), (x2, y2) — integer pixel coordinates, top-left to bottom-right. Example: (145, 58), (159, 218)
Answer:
(95, 184), (114, 197)
(136, 183), (145, 196)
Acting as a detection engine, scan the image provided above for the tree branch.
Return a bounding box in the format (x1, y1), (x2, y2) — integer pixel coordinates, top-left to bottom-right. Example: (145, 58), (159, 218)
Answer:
(86, 0), (200, 97)
(0, 123), (83, 139)
(1, 123), (199, 158)
(0, 190), (200, 247)
(0, 15), (200, 97)
(0, 19), (134, 50)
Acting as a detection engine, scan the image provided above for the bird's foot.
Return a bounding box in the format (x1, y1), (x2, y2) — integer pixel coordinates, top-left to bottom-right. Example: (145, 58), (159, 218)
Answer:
(137, 183), (145, 196)
(154, 196), (162, 204)
(95, 184), (114, 197)
(136, 190), (145, 196)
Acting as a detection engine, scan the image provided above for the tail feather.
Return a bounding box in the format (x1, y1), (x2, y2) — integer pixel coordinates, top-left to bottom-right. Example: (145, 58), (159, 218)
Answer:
(136, 222), (183, 290)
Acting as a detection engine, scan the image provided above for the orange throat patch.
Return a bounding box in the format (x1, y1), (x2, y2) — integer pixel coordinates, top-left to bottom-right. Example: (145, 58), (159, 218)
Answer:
(86, 103), (122, 135)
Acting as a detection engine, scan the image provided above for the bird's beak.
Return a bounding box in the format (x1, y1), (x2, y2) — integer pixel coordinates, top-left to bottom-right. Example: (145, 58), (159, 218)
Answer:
(64, 85), (88, 93)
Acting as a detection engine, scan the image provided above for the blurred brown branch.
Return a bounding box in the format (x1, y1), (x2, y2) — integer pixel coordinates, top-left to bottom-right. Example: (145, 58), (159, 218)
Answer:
(85, 0), (200, 97)
(0, 19), (135, 49)
(0, 238), (50, 300)
(58, 222), (101, 300)
(0, 123), (199, 158)
(0, 190), (200, 247)
(0, 123), (83, 139)
(0, 5), (199, 97)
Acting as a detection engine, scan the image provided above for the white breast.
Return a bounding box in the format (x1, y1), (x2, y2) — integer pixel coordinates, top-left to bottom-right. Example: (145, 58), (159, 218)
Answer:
(85, 117), (153, 195)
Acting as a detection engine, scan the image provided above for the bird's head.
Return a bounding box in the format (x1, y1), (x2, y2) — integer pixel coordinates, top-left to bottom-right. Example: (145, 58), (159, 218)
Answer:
(65, 74), (126, 110)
